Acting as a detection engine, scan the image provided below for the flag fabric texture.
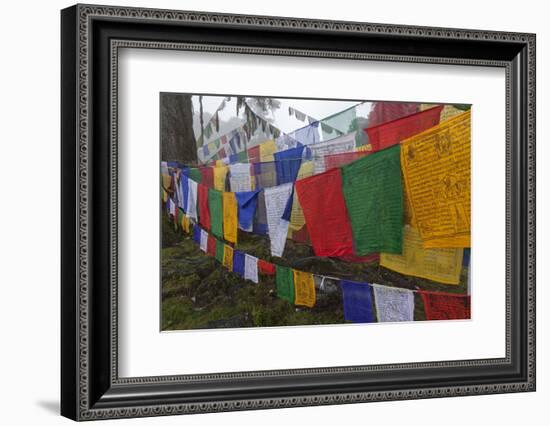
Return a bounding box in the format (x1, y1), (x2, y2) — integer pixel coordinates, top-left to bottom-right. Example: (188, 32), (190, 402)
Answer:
(419, 291), (471, 320)
(221, 191), (238, 244)
(341, 280), (375, 323)
(295, 168), (355, 257)
(341, 145), (403, 255)
(276, 265), (294, 303)
(292, 269), (316, 307)
(372, 284), (415, 322)
(208, 189), (223, 239)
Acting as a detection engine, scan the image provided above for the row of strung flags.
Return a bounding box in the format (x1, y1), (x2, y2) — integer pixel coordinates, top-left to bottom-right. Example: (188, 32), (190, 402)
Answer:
(163, 105), (471, 286)
(172, 210), (470, 322)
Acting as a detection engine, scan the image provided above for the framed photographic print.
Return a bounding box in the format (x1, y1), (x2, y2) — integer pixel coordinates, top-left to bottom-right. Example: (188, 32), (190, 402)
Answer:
(61, 4), (536, 421)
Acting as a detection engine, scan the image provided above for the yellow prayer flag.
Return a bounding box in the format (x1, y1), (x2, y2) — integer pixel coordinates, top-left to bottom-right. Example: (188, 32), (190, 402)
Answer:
(215, 160), (224, 167)
(222, 245), (234, 270)
(181, 214), (190, 234)
(259, 139), (277, 162)
(222, 191), (238, 244)
(380, 225), (463, 285)
(401, 110), (471, 248)
(161, 173), (172, 190)
(213, 165), (228, 191)
(289, 161), (314, 232)
(292, 269), (316, 308)
(162, 189), (168, 203)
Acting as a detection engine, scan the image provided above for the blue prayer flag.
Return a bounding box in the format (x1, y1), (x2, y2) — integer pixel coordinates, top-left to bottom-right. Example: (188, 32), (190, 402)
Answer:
(233, 250), (245, 277)
(192, 225), (201, 245)
(235, 190), (260, 232)
(274, 145), (304, 185)
(341, 280), (375, 323)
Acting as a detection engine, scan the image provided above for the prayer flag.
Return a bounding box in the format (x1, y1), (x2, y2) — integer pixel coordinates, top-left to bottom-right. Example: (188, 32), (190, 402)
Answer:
(380, 225), (463, 285)
(341, 145), (403, 255)
(309, 132), (357, 174)
(401, 110), (471, 248)
(186, 179), (198, 221)
(365, 105), (443, 152)
(192, 224), (201, 245)
(208, 189), (223, 239)
(247, 145), (261, 163)
(323, 151), (370, 171)
(215, 239), (225, 263)
(222, 191), (238, 244)
(213, 165), (228, 191)
(418, 291), (471, 320)
(341, 280), (375, 323)
(264, 183), (293, 257)
(244, 254), (259, 283)
(367, 102), (419, 127)
(235, 190), (260, 232)
(372, 284), (415, 322)
(276, 265), (294, 303)
(274, 145), (304, 185)
(292, 269), (316, 308)
(200, 229), (208, 252)
(229, 163), (253, 192)
(188, 167), (202, 184)
(207, 234), (217, 257)
(259, 139), (277, 162)
(232, 250), (245, 277)
(295, 168), (354, 256)
(181, 212), (190, 234)
(222, 244), (234, 270)
(258, 259), (276, 275)
(198, 184), (211, 230)
(252, 161), (277, 189)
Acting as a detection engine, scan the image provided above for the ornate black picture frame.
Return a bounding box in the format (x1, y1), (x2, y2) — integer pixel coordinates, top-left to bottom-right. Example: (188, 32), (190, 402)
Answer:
(61, 4), (536, 421)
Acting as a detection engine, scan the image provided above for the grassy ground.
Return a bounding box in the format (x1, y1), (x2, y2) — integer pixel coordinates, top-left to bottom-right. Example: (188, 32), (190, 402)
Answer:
(161, 214), (469, 331)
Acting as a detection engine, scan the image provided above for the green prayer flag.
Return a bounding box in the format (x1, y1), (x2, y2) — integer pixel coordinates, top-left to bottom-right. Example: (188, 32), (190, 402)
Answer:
(189, 167), (202, 184)
(341, 144), (403, 255)
(208, 189), (224, 239)
(215, 239), (225, 263)
(237, 150), (248, 162)
(276, 265), (294, 303)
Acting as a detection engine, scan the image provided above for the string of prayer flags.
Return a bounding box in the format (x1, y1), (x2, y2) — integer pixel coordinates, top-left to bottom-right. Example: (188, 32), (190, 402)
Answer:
(372, 284), (415, 322)
(222, 191), (238, 243)
(215, 239), (225, 263)
(186, 179), (198, 221)
(200, 228), (209, 253)
(198, 184), (211, 230)
(341, 280), (375, 323)
(400, 110), (471, 248)
(292, 269), (316, 308)
(309, 132), (357, 174)
(265, 183), (293, 257)
(365, 105), (443, 152)
(222, 244), (234, 270)
(418, 291), (470, 320)
(258, 259), (276, 275)
(274, 145), (304, 185)
(295, 168), (354, 257)
(207, 234), (217, 257)
(276, 265), (294, 303)
(235, 190), (260, 232)
(213, 165), (228, 191)
(232, 250), (245, 277)
(244, 254), (259, 283)
(229, 163), (253, 192)
(341, 145), (403, 255)
(380, 225), (464, 285)
(208, 189), (223, 239)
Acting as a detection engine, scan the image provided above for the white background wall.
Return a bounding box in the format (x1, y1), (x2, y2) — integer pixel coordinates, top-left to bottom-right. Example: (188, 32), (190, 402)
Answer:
(0, 0), (546, 424)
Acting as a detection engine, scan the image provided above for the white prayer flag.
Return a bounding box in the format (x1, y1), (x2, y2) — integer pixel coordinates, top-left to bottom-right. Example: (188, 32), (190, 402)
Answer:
(310, 131), (357, 174)
(200, 229), (208, 253)
(229, 163), (253, 192)
(371, 284), (415, 322)
(264, 182), (293, 257)
(186, 179), (198, 221)
(244, 254), (259, 283)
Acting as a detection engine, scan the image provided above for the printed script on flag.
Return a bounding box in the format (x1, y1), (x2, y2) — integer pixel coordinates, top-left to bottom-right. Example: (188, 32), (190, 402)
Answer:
(401, 110), (471, 248)
(380, 225), (464, 285)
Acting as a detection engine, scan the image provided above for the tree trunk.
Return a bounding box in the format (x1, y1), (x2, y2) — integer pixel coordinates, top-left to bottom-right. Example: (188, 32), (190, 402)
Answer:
(160, 93), (198, 164)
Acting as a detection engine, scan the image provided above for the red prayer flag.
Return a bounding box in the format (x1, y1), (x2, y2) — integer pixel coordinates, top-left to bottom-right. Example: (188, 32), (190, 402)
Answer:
(198, 183), (211, 230)
(248, 145), (261, 163)
(367, 102), (419, 127)
(295, 168), (354, 257)
(207, 235), (217, 257)
(199, 166), (214, 188)
(418, 291), (471, 320)
(366, 105), (444, 152)
(258, 259), (276, 275)
(324, 151), (371, 171)
(290, 224), (310, 244)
